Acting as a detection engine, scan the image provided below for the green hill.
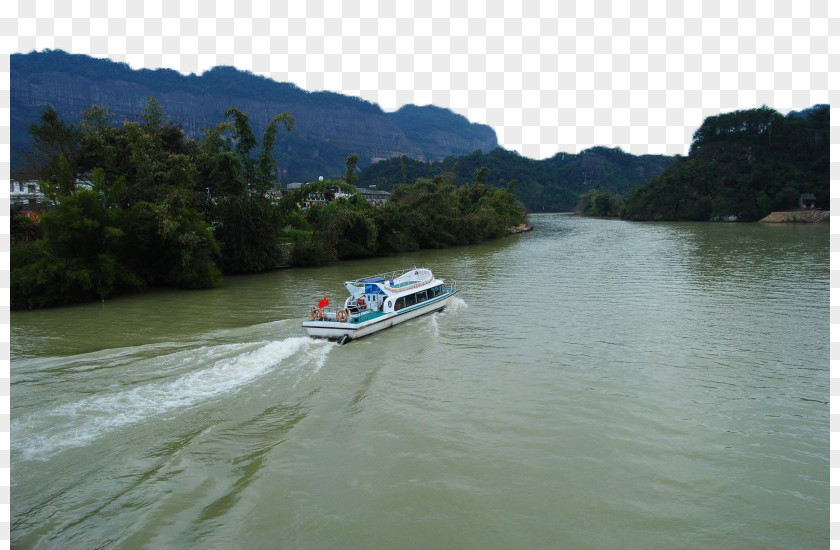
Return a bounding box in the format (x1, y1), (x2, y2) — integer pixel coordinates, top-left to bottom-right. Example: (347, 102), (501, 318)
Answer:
(622, 105), (829, 221)
(358, 146), (676, 212)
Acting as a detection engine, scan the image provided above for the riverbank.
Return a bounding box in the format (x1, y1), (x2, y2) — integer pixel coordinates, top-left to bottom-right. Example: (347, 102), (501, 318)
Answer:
(758, 210), (829, 223)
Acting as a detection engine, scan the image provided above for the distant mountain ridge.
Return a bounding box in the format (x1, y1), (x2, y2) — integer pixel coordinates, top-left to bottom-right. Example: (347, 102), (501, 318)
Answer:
(10, 50), (498, 181)
(358, 146), (677, 212)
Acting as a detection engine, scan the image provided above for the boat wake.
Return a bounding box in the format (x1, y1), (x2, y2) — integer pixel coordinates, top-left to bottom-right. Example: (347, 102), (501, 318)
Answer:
(12, 336), (335, 462)
(421, 296), (467, 337)
(429, 314), (440, 336)
(448, 296), (468, 312)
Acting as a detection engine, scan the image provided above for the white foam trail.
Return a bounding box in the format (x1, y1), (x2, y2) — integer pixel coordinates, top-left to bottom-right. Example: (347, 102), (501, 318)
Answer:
(430, 314), (440, 337)
(443, 296), (468, 314)
(14, 342), (257, 389)
(13, 337), (331, 461)
(311, 342), (334, 373)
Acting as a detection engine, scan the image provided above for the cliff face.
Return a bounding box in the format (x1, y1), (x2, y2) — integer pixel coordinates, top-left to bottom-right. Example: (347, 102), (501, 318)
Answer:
(11, 50), (498, 181)
(388, 104), (497, 161)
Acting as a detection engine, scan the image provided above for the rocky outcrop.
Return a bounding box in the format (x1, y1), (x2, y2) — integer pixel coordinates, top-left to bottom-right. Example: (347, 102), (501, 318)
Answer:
(758, 210), (829, 223)
(507, 224), (533, 234)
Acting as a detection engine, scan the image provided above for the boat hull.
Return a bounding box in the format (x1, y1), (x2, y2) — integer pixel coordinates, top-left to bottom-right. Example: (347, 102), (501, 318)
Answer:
(302, 291), (456, 342)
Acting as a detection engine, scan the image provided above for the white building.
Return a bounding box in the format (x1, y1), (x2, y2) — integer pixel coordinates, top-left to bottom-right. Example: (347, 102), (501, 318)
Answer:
(355, 187), (391, 205)
(10, 180), (46, 207)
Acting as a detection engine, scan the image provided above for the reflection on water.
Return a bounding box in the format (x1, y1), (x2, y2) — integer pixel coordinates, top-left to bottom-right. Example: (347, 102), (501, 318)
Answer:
(680, 222), (828, 285)
(11, 214), (828, 548)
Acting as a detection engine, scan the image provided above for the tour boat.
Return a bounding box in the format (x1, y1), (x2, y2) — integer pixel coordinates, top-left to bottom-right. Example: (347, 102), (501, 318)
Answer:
(302, 267), (458, 344)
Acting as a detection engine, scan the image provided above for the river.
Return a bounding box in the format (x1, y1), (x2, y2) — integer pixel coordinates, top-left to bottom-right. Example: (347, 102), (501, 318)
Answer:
(10, 214), (828, 548)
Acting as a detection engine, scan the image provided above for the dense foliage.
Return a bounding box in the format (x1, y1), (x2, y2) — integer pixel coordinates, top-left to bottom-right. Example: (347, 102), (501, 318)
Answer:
(12, 101), (526, 309)
(622, 105), (829, 221)
(12, 101), (226, 308)
(281, 172), (527, 266)
(576, 190), (624, 217)
(357, 146), (676, 212)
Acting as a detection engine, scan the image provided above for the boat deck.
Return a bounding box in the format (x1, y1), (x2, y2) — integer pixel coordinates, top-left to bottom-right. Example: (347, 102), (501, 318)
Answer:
(352, 311), (388, 324)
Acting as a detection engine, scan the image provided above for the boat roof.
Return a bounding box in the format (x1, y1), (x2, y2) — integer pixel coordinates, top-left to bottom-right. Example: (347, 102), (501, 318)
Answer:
(344, 268), (440, 295)
(346, 267), (433, 285)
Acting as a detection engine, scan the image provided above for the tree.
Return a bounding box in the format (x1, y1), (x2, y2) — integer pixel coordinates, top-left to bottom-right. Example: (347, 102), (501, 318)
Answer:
(140, 96), (166, 128)
(21, 106), (82, 185)
(473, 166), (489, 185)
(202, 108), (297, 273)
(258, 113), (294, 190)
(345, 153), (359, 187)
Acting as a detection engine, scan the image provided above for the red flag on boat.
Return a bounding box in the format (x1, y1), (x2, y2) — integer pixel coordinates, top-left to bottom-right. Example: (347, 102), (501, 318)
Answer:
(318, 296), (329, 308)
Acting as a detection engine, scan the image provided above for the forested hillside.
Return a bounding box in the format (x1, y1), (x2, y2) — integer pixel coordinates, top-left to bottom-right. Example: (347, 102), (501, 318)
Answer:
(622, 105), (829, 221)
(358, 146), (676, 212)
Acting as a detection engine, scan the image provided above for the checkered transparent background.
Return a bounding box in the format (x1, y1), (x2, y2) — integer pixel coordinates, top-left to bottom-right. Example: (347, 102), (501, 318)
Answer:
(1, 0), (837, 545)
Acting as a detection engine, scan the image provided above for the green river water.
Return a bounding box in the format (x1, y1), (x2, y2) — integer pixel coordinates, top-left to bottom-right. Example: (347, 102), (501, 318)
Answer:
(11, 214), (829, 548)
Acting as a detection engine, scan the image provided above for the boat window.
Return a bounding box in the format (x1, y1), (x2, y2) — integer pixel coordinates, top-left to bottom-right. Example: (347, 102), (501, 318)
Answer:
(416, 290), (427, 303)
(405, 293), (417, 307)
(394, 297), (405, 311)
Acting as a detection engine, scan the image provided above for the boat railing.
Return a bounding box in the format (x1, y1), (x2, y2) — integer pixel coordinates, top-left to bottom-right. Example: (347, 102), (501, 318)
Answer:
(309, 306), (338, 322)
(346, 269), (456, 297)
(308, 304), (381, 324)
(347, 267), (430, 286)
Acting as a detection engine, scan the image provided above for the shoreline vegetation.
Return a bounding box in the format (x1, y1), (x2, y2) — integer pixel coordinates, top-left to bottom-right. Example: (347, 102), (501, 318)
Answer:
(12, 101), (826, 310)
(357, 145), (676, 213)
(576, 105), (829, 223)
(11, 99), (527, 310)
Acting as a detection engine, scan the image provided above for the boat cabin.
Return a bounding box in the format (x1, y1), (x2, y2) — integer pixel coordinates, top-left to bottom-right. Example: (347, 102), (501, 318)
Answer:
(341, 268), (444, 317)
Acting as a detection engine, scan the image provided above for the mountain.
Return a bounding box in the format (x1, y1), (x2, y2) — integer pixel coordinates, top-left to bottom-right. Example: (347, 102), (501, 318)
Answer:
(357, 146), (677, 212)
(622, 105), (829, 221)
(387, 104), (497, 162)
(10, 50), (498, 182)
